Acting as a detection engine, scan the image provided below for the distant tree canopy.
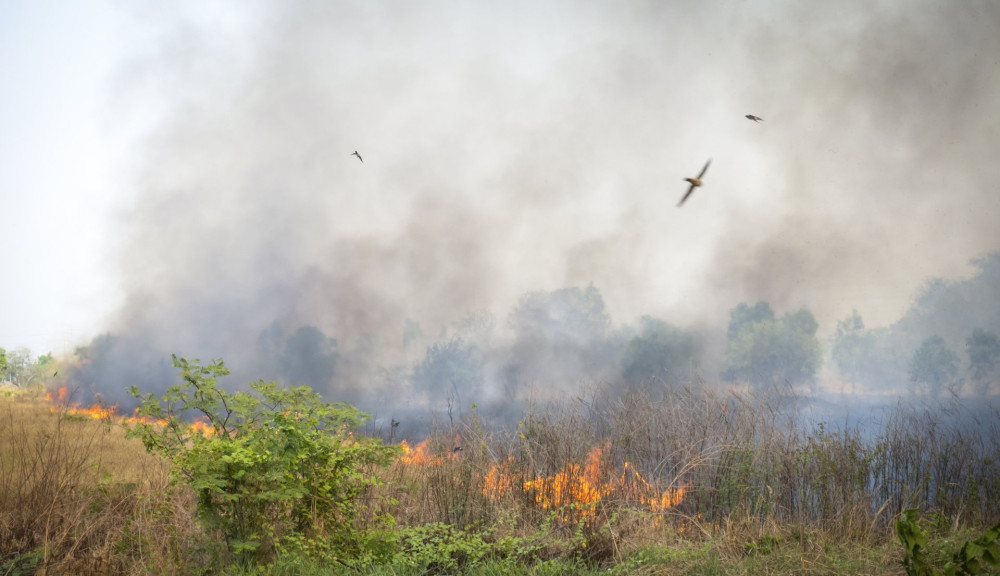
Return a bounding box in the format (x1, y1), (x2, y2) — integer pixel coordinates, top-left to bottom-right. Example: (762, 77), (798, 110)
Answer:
(909, 335), (959, 398)
(829, 311), (905, 392)
(832, 310), (869, 382)
(966, 328), (1000, 395)
(278, 326), (338, 389)
(507, 284), (610, 347)
(722, 302), (821, 390)
(727, 302), (775, 341)
(411, 337), (483, 402)
(620, 316), (695, 386)
(253, 324), (339, 389)
(450, 309), (496, 349)
(71, 334), (177, 401)
(0, 347), (6, 377)
(500, 285), (616, 394)
(894, 252), (1000, 356)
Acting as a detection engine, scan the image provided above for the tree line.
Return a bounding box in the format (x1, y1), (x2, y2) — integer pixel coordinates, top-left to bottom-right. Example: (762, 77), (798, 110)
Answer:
(18, 253), (1000, 404)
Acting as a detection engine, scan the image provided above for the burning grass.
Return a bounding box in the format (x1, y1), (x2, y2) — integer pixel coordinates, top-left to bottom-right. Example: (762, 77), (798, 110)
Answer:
(369, 383), (1000, 566)
(3, 379), (999, 574)
(45, 385), (215, 436)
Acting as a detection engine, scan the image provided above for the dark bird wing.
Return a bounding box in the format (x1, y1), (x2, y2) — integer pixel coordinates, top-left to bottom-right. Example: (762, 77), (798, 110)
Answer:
(678, 183), (696, 207)
(697, 158), (711, 179)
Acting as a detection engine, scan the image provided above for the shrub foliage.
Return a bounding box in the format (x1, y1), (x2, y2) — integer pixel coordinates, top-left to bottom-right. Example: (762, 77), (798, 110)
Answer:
(127, 355), (398, 565)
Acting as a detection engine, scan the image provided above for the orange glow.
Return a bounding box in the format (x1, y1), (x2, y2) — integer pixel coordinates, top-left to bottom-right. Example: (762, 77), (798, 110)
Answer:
(43, 389), (213, 437)
(399, 439), (442, 465)
(482, 459), (518, 500)
(397, 435), (463, 465)
(524, 463), (604, 520)
(647, 486), (687, 512)
(66, 403), (117, 420)
(473, 442), (687, 522)
(188, 419), (215, 437)
(45, 386), (69, 405)
(123, 409), (170, 429)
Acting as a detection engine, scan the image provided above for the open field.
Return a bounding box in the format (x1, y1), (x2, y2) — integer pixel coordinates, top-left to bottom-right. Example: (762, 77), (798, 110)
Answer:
(2, 383), (999, 575)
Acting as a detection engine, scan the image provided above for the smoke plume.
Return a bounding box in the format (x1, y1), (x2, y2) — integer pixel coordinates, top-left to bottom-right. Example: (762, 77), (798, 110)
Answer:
(81, 1), (1000, 411)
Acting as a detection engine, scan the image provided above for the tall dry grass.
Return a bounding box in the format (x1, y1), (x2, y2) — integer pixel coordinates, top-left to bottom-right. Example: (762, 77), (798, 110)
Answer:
(3, 380), (998, 572)
(368, 381), (1000, 563)
(0, 392), (208, 575)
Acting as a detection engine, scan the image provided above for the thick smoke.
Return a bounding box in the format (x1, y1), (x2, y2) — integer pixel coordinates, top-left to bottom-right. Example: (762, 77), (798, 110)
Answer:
(80, 1), (1000, 413)
(706, 1), (1000, 330)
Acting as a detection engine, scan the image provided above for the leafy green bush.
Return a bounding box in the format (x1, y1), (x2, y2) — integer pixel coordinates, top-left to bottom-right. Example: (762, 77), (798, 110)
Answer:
(127, 356), (398, 566)
(395, 522), (492, 572)
(896, 509), (1000, 576)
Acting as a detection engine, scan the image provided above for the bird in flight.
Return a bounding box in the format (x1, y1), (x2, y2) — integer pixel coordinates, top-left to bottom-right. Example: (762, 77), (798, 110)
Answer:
(352, 150), (363, 163)
(745, 114), (763, 122)
(678, 159), (711, 207)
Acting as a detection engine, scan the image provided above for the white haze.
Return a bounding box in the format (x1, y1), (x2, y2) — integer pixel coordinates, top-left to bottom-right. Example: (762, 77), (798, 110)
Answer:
(72, 0), (999, 405)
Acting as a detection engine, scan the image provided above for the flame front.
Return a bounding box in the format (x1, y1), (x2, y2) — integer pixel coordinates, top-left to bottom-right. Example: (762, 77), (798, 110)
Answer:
(44, 386), (213, 436)
(399, 439), (440, 465)
(478, 442), (686, 522)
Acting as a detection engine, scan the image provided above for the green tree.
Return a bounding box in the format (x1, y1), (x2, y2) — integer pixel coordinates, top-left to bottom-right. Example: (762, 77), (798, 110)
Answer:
(966, 328), (1000, 395)
(2, 347), (35, 387)
(909, 335), (959, 398)
(0, 347), (6, 378)
(620, 316), (695, 386)
(727, 301), (775, 341)
(128, 356), (398, 567)
(722, 304), (822, 391)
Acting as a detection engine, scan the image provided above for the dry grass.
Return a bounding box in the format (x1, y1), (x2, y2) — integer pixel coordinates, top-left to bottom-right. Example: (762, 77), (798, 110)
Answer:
(364, 381), (1000, 566)
(0, 391), (208, 575)
(3, 380), (998, 574)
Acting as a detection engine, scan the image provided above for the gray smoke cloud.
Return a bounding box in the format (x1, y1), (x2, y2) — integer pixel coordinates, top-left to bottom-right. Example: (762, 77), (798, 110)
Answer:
(703, 1), (1000, 328)
(92, 0), (1000, 408)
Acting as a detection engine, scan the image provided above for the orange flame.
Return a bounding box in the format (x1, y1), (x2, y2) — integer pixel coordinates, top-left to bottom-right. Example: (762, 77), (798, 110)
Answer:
(45, 386), (69, 405)
(483, 459), (518, 500)
(67, 404), (118, 420)
(399, 439), (441, 465)
(43, 387), (213, 436)
(188, 419), (215, 437)
(524, 463), (604, 519)
(475, 442), (687, 522)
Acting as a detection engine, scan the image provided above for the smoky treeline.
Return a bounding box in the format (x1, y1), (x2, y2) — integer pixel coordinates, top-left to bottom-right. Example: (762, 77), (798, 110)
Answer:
(63, 1), (1000, 427)
(68, 252), (1000, 424)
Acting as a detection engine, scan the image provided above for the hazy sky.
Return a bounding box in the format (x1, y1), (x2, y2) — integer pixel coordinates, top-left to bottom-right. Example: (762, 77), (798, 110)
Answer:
(2, 0), (999, 359)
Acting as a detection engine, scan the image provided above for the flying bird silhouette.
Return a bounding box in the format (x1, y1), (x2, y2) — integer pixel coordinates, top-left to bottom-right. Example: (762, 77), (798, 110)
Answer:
(678, 159), (712, 207)
(745, 114), (763, 122)
(351, 150), (363, 163)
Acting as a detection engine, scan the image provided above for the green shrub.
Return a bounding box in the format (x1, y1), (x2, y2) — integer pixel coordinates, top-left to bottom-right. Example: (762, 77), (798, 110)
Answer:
(396, 522), (492, 572)
(896, 508), (1000, 576)
(127, 356), (399, 567)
